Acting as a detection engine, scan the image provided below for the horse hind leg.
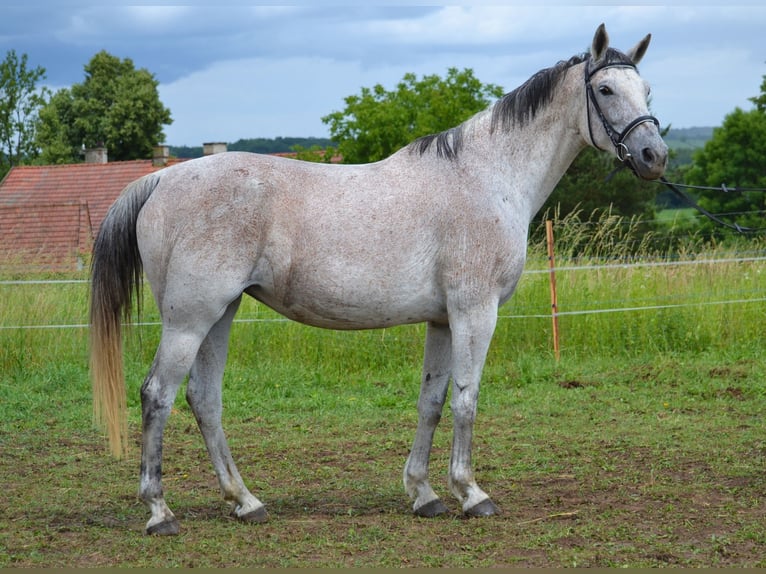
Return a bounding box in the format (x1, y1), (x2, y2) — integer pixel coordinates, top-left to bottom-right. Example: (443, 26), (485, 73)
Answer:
(139, 287), (252, 535)
(404, 321), (452, 517)
(186, 296), (267, 523)
(140, 327), (208, 535)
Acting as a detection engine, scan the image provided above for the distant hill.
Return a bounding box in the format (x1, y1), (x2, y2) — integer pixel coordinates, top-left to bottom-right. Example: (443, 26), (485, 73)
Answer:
(662, 127), (714, 168)
(170, 137), (335, 159)
(168, 129), (714, 164)
(663, 127), (714, 150)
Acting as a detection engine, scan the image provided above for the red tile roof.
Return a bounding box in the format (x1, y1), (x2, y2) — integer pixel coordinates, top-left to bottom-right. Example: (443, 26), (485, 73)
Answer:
(0, 201), (89, 272)
(0, 159), (183, 273)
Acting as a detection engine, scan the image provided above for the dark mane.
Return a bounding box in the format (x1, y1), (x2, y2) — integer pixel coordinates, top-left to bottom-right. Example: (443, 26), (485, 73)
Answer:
(412, 48), (635, 160)
(492, 48), (634, 134)
(489, 54), (587, 134)
(411, 126), (465, 161)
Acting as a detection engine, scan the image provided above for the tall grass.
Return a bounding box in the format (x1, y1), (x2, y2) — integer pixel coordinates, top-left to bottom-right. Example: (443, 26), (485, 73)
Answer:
(1, 210), (764, 428)
(514, 208), (766, 359)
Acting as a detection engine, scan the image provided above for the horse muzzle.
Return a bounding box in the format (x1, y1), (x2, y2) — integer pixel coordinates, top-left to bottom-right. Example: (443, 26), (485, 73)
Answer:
(622, 128), (668, 181)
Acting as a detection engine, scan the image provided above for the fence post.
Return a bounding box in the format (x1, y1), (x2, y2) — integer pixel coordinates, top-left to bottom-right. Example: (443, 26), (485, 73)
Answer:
(545, 220), (561, 361)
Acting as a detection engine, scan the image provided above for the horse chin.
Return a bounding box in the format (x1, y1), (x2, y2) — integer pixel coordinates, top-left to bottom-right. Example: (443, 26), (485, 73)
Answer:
(634, 162), (666, 181)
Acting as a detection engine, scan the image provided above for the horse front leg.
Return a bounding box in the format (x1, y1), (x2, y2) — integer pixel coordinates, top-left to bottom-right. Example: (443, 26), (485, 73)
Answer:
(186, 297), (267, 523)
(447, 304), (500, 517)
(404, 321), (452, 517)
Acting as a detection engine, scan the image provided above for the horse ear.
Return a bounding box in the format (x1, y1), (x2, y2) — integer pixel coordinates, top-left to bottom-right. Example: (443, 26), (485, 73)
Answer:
(626, 33), (652, 65)
(591, 23), (609, 62)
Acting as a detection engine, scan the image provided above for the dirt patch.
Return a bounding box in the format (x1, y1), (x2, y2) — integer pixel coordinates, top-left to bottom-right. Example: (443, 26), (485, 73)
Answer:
(558, 379), (598, 389)
(3, 406), (766, 567)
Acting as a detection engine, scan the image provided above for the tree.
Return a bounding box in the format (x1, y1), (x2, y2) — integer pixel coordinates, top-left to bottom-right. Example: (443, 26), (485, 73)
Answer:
(0, 50), (50, 177)
(37, 51), (172, 163)
(289, 144), (337, 163)
(322, 68), (504, 164)
(681, 72), (766, 237)
(36, 88), (79, 165)
(750, 71), (766, 112)
(684, 107), (766, 235)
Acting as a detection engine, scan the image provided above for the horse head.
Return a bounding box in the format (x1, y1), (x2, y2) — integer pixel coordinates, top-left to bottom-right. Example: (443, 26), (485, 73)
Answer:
(584, 23), (668, 180)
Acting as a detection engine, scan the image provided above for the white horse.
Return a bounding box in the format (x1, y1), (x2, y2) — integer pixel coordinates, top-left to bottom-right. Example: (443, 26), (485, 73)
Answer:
(90, 24), (667, 535)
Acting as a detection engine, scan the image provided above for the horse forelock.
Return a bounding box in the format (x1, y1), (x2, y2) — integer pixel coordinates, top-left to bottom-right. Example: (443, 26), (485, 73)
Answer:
(585, 47), (638, 76)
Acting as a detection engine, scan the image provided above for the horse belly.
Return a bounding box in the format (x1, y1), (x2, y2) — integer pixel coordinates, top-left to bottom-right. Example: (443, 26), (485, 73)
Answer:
(247, 264), (444, 330)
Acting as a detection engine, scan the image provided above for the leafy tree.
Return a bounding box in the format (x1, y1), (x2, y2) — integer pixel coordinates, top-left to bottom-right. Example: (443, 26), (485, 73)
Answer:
(0, 50), (50, 177)
(36, 88), (80, 165)
(289, 144), (337, 163)
(322, 68), (503, 164)
(37, 51), (172, 163)
(750, 71), (766, 112)
(685, 107), (766, 235)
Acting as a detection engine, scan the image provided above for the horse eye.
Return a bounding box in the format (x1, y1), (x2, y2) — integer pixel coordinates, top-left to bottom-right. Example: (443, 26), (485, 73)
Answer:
(599, 85), (613, 96)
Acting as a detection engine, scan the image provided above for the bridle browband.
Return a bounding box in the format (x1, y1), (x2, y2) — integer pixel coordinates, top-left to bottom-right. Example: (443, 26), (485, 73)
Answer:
(584, 60), (660, 173)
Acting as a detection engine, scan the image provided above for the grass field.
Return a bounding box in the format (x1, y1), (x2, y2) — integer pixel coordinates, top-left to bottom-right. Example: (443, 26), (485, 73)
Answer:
(1, 214), (765, 566)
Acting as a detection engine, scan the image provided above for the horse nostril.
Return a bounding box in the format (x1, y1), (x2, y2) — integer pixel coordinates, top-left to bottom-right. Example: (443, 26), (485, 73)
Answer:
(642, 147), (656, 165)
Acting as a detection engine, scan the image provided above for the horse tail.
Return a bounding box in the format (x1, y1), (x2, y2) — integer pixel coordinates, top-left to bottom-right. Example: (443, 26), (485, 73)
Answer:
(90, 174), (161, 458)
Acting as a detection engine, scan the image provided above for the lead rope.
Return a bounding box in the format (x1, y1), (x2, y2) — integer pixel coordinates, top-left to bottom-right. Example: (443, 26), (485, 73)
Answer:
(657, 177), (766, 234)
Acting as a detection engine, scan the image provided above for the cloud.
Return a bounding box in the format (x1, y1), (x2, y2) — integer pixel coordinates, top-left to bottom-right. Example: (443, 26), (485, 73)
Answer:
(3, 4), (766, 144)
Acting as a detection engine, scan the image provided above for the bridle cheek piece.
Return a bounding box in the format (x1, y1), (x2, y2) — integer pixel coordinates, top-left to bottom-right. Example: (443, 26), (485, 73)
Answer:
(585, 62), (660, 173)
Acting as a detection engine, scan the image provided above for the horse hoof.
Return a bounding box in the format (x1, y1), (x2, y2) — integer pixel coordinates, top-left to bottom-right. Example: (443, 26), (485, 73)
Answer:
(414, 498), (449, 518)
(464, 498), (500, 518)
(146, 518), (180, 536)
(237, 506), (269, 524)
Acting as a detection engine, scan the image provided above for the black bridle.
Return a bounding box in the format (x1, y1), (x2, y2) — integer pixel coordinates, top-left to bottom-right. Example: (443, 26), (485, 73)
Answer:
(585, 61), (660, 173)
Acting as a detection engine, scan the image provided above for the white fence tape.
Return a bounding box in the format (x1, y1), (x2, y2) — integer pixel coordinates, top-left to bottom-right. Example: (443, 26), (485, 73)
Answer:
(2, 255), (765, 330)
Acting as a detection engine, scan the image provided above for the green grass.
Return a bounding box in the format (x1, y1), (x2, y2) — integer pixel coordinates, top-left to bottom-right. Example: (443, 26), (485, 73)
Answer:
(656, 207), (698, 223)
(1, 213), (766, 566)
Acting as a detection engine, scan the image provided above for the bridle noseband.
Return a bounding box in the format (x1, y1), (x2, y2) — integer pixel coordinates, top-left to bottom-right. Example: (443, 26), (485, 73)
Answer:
(585, 60), (660, 172)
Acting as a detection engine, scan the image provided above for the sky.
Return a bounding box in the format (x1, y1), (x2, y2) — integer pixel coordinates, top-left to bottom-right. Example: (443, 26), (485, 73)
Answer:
(2, 4), (765, 147)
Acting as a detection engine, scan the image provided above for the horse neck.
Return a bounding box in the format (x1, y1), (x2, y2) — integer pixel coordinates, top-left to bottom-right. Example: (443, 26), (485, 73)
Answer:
(461, 62), (589, 220)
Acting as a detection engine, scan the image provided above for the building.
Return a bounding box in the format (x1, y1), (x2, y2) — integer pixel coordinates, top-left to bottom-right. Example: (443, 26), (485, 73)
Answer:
(0, 145), (224, 273)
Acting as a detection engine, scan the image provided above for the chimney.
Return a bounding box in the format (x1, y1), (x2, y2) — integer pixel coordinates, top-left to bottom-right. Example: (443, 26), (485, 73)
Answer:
(153, 145), (170, 167)
(203, 142), (227, 156)
(84, 146), (107, 164)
